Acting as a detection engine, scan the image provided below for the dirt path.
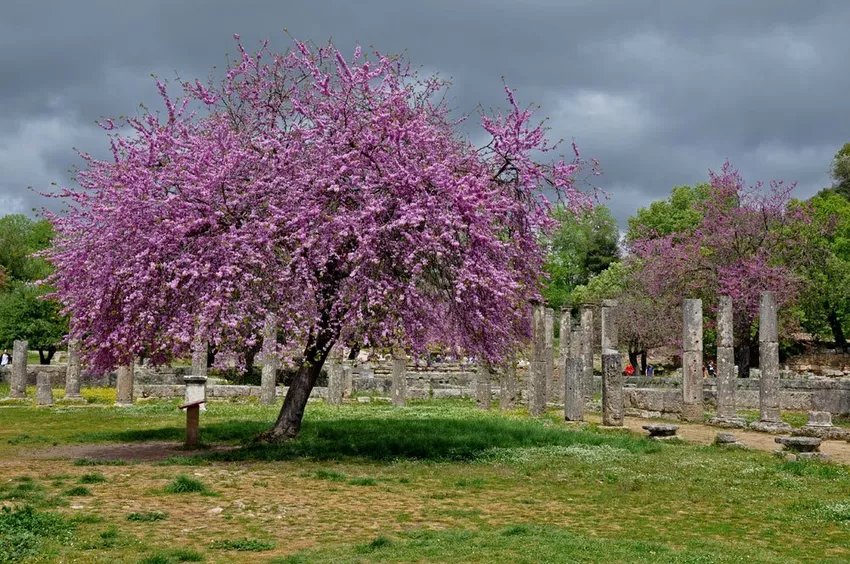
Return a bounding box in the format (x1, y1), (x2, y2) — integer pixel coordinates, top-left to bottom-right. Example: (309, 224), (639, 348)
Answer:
(586, 414), (850, 464)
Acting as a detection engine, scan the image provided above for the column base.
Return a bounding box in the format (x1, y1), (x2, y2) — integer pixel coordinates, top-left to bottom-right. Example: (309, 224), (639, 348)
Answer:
(749, 420), (792, 434)
(680, 404), (705, 422)
(708, 416), (747, 429)
(62, 394), (86, 403)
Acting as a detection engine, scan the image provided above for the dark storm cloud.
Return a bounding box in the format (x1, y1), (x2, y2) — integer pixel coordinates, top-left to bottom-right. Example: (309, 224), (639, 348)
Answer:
(2, 0), (848, 223)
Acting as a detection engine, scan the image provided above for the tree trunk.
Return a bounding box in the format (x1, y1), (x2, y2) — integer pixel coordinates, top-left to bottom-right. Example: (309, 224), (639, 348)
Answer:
(827, 310), (847, 349)
(347, 344), (360, 361)
(735, 339), (751, 379)
(206, 344), (217, 368)
(640, 350), (647, 375)
(627, 350), (638, 373)
(263, 337), (332, 441)
(38, 347), (55, 365)
(243, 343), (261, 384)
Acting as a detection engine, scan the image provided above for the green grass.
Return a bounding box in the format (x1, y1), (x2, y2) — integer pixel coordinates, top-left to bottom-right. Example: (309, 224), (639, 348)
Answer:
(2, 397), (850, 562)
(127, 511), (168, 522)
(64, 486), (91, 496)
(277, 525), (794, 563)
(0, 506), (74, 563)
(137, 548), (204, 563)
(209, 538), (275, 551)
(164, 475), (209, 494)
(79, 472), (107, 484)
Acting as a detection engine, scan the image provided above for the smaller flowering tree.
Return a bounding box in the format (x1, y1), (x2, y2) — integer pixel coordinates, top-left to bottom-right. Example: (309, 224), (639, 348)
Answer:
(629, 162), (816, 376)
(46, 37), (597, 438)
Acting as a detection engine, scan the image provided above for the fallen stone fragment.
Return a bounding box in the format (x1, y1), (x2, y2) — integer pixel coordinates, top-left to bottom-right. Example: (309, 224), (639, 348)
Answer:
(775, 436), (821, 453)
(643, 423), (679, 440)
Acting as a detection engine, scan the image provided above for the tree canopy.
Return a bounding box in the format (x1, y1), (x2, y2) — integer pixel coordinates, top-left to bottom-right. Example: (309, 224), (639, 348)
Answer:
(0, 215), (67, 363)
(46, 37), (595, 438)
(542, 205), (619, 310)
(628, 162), (815, 376)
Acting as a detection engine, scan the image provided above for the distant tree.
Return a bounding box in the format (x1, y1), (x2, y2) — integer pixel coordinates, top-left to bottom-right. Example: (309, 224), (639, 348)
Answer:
(543, 205), (619, 310)
(0, 215), (67, 363)
(795, 191), (850, 347)
(830, 143), (850, 200)
(629, 162), (815, 377)
(571, 260), (678, 374)
(626, 183), (710, 243)
(47, 37), (596, 439)
(0, 283), (68, 364)
(0, 215), (54, 281)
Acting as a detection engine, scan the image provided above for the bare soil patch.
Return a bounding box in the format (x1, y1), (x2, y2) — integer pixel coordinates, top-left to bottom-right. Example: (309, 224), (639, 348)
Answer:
(27, 441), (235, 462)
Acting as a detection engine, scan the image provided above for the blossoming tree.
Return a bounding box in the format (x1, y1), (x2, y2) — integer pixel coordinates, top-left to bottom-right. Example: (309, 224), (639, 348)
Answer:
(46, 38), (595, 438)
(629, 162), (815, 376)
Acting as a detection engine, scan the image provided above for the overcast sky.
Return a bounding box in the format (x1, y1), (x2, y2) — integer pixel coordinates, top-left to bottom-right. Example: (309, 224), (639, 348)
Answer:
(2, 0), (849, 227)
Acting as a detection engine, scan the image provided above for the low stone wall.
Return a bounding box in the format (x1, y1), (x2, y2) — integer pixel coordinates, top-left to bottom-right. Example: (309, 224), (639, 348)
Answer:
(0, 365), (191, 387)
(624, 378), (850, 415)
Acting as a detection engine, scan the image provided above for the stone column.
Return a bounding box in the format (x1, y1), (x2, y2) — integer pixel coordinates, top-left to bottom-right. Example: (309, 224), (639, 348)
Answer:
(36, 372), (53, 406)
(751, 292), (791, 433)
(8, 340), (28, 399)
(709, 296), (745, 427)
(391, 348), (407, 406)
(260, 313), (278, 405)
(528, 302), (547, 416)
(557, 308), (571, 404)
(343, 360), (354, 399)
(475, 363), (492, 409)
(115, 362), (135, 406)
(185, 333), (208, 411)
(580, 305), (594, 403)
(564, 325), (584, 421)
(499, 356), (518, 410)
(601, 300), (623, 426)
(544, 307), (554, 403)
(681, 299), (704, 422)
(327, 346), (345, 406)
(64, 337), (84, 402)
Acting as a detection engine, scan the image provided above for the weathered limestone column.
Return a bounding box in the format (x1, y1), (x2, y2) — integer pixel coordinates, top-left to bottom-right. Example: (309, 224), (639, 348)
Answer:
(8, 340), (28, 399)
(528, 302), (547, 416)
(601, 300), (623, 426)
(343, 360), (354, 399)
(36, 372), (54, 406)
(64, 337), (84, 402)
(475, 363), (492, 409)
(709, 296), (745, 427)
(751, 292), (791, 433)
(390, 347), (407, 407)
(557, 308), (571, 404)
(499, 356), (518, 410)
(326, 346), (345, 406)
(681, 299), (704, 422)
(580, 305), (594, 403)
(185, 334), (208, 411)
(115, 362), (135, 407)
(260, 313), (278, 405)
(564, 325), (584, 421)
(544, 307), (555, 403)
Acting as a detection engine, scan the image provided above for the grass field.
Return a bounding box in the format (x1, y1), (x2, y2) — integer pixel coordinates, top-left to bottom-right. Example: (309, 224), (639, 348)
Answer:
(1, 392), (850, 563)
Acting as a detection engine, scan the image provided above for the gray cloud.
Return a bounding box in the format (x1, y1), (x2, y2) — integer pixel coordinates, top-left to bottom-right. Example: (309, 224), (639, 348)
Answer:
(2, 0), (848, 224)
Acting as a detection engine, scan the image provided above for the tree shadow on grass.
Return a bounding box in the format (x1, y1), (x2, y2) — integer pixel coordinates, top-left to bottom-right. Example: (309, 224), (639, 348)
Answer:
(79, 416), (660, 463)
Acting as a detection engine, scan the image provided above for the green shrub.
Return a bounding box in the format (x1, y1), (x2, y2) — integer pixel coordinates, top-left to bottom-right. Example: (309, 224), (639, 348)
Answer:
(79, 473), (107, 484)
(209, 538), (274, 551)
(64, 486), (91, 497)
(165, 475), (208, 494)
(0, 506), (73, 563)
(127, 511), (168, 522)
